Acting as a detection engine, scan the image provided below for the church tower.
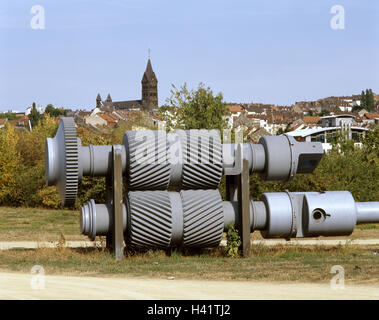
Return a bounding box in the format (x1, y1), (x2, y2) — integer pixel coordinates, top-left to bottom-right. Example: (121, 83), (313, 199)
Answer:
(141, 58), (158, 110)
(96, 93), (102, 108)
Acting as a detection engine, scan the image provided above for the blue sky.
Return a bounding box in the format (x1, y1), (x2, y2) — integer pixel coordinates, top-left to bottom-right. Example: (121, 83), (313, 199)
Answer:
(0, 0), (378, 111)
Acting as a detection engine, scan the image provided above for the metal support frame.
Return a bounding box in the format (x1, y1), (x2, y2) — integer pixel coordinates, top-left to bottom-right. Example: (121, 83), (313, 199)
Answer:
(237, 159), (251, 257)
(225, 145), (251, 257)
(105, 145), (125, 260)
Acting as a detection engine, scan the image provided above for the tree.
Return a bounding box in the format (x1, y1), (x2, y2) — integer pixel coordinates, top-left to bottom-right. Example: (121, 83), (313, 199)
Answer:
(360, 90), (366, 110)
(45, 104), (67, 117)
(160, 83), (230, 131)
(366, 89), (375, 111)
(319, 109), (331, 116)
(29, 102), (43, 128)
(360, 89), (375, 112)
(0, 124), (20, 202)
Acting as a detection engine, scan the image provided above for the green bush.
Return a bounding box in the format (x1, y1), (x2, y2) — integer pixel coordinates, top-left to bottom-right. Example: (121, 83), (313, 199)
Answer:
(225, 223), (241, 258)
(38, 186), (61, 209)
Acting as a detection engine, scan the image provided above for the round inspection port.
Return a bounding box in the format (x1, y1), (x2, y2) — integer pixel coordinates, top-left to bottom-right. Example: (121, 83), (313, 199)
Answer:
(312, 208), (326, 223)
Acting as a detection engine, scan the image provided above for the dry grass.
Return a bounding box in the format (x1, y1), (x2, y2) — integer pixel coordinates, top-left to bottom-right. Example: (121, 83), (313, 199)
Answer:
(0, 206), (86, 241)
(0, 206), (378, 284)
(0, 244), (378, 284)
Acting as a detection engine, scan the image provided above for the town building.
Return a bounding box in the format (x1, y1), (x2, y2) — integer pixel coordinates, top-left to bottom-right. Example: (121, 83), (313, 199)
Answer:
(96, 59), (158, 112)
(287, 114), (368, 151)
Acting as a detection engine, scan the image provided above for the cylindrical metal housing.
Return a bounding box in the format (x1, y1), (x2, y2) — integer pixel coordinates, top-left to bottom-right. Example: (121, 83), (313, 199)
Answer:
(302, 191), (357, 237)
(260, 192), (293, 238)
(80, 200), (127, 240)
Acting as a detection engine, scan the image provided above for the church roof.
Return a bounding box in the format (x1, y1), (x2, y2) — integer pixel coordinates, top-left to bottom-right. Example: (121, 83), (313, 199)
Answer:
(112, 100), (143, 110)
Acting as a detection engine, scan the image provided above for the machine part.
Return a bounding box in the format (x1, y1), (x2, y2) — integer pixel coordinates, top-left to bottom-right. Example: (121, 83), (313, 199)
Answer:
(181, 189), (224, 247)
(81, 190), (379, 245)
(302, 191), (357, 237)
(225, 191), (379, 239)
(260, 193), (293, 238)
(122, 129), (223, 190)
(178, 129), (223, 189)
(46, 118), (325, 206)
(250, 200), (267, 230)
(356, 202), (379, 224)
(127, 190), (172, 248)
(222, 143), (266, 173)
(79, 144), (127, 178)
(80, 200), (127, 241)
(222, 134), (323, 181)
(258, 134), (323, 181)
(123, 130), (171, 190)
(45, 117), (79, 206)
(81, 190), (225, 248)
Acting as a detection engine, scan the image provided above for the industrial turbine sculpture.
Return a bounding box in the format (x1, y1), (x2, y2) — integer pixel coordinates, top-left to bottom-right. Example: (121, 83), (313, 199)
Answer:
(45, 118), (379, 253)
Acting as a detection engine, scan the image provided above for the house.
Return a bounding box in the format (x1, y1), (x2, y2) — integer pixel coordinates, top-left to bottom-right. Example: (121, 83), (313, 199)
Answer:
(358, 109), (369, 118)
(339, 106), (353, 112)
(12, 115), (30, 128)
(246, 127), (271, 143)
(319, 114), (355, 127)
(84, 113), (107, 127)
(362, 113), (379, 126)
(25, 105), (44, 115)
(99, 113), (117, 128)
(287, 114), (368, 151)
(0, 118), (8, 129)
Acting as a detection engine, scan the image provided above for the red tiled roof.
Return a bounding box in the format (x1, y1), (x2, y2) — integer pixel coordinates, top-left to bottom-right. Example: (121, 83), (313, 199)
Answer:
(364, 113), (379, 119)
(226, 105), (244, 113)
(99, 113), (116, 123)
(303, 116), (320, 124)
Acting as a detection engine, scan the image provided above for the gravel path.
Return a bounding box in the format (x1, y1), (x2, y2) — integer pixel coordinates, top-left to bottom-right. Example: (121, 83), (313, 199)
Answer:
(0, 272), (378, 300)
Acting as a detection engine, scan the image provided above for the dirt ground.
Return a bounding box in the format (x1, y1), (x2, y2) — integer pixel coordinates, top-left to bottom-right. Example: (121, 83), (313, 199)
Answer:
(0, 272), (378, 300)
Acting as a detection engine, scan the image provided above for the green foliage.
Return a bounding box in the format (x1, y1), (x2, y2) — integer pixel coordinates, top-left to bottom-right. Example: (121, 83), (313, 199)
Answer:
(319, 109), (331, 116)
(45, 104), (67, 117)
(360, 89), (375, 111)
(225, 223), (241, 258)
(29, 102), (44, 128)
(0, 112), (21, 120)
(6, 117), (60, 207)
(160, 83), (230, 131)
(276, 124), (291, 135)
(362, 127), (379, 165)
(0, 124), (20, 202)
(37, 186), (61, 209)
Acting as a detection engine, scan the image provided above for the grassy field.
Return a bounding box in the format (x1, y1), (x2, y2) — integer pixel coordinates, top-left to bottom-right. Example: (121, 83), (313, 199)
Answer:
(0, 206), (86, 241)
(0, 206), (378, 284)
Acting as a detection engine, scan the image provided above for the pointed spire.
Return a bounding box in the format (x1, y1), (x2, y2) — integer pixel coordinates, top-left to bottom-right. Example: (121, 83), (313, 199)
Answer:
(106, 94), (112, 102)
(143, 58), (155, 82)
(96, 93), (101, 101)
